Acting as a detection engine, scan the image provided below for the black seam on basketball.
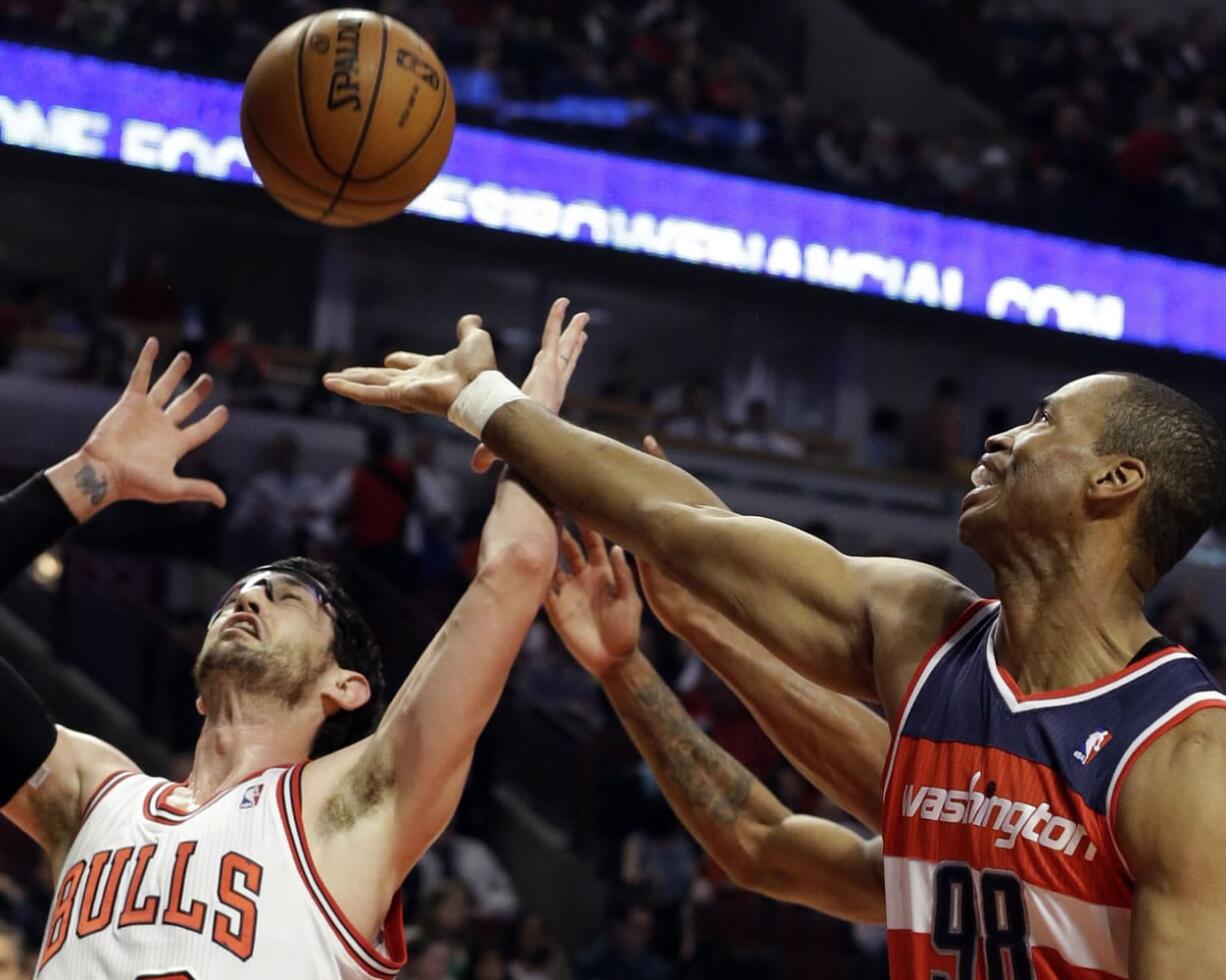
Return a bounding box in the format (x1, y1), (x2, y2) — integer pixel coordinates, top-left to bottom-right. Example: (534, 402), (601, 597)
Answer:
(243, 110), (339, 200)
(348, 62), (450, 184)
(321, 15), (390, 221)
(296, 14), (345, 181)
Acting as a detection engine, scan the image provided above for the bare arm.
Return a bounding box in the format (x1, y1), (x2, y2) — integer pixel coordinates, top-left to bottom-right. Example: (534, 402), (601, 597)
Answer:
(544, 529), (884, 923)
(641, 561), (888, 831)
(636, 438), (888, 830)
(1, 338), (225, 859)
(3, 727), (138, 870)
(311, 470), (557, 867)
(1119, 708), (1226, 977)
(607, 652), (884, 922)
(303, 302), (587, 924)
(323, 318), (975, 707)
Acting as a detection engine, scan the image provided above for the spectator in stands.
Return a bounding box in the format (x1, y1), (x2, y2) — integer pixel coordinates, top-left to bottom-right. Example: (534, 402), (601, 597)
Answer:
(731, 399), (804, 458)
(110, 250), (183, 349)
(227, 430), (326, 566)
(511, 619), (605, 725)
(865, 406), (904, 469)
(620, 800), (697, 962)
(469, 946), (511, 980)
(406, 432), (462, 581)
(415, 823), (520, 925)
(0, 870), (43, 961)
(405, 880), (472, 980)
(317, 423), (417, 580)
(0, 919), (25, 980)
(659, 379), (725, 445)
(506, 912), (571, 980)
(905, 376), (964, 474)
(575, 895), (671, 980)
(206, 318), (273, 410)
(403, 935), (458, 980)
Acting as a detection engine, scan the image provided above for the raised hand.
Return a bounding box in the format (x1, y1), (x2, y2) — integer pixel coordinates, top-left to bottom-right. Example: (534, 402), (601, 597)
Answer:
(634, 435), (711, 636)
(544, 524), (642, 680)
(322, 314), (497, 415)
(471, 297), (589, 474)
(49, 338), (229, 521)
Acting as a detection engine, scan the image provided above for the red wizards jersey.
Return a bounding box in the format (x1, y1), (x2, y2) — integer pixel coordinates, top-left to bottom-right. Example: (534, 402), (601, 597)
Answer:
(882, 599), (1226, 979)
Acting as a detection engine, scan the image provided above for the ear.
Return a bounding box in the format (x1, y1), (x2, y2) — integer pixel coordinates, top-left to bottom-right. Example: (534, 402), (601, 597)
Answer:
(1088, 455), (1146, 507)
(195, 696), (206, 716)
(320, 668), (372, 716)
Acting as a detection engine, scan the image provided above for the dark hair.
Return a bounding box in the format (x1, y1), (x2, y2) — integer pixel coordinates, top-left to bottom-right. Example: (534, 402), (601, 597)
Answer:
(262, 557), (386, 757)
(1095, 374), (1226, 579)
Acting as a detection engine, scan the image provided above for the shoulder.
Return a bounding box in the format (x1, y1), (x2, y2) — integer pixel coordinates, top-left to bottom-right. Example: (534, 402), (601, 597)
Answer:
(1117, 704), (1226, 879)
(848, 557), (980, 713)
(3, 726), (139, 859)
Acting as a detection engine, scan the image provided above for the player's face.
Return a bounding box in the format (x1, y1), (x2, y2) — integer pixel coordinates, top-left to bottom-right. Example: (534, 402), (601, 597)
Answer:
(958, 374), (1125, 560)
(194, 570), (337, 707)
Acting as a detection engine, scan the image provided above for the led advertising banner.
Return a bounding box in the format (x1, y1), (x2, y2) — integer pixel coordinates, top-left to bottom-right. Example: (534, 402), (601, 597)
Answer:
(1, 40), (1224, 357)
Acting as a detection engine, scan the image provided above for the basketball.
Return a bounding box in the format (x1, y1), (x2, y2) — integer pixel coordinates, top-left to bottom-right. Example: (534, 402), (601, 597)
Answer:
(240, 9), (455, 228)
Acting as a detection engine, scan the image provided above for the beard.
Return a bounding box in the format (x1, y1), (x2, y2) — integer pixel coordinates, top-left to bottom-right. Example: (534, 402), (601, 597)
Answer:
(193, 632), (328, 709)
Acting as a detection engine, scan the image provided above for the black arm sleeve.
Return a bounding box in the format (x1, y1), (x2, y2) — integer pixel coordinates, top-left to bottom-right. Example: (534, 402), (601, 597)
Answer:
(0, 653), (57, 806)
(0, 473), (76, 592)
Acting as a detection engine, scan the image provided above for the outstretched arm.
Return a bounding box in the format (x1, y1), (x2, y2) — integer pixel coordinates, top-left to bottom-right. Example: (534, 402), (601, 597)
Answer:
(323, 317), (975, 708)
(636, 437), (888, 831)
(641, 560), (888, 831)
(545, 528), (884, 923)
(2, 339), (229, 863)
(303, 301), (588, 921)
(0, 338), (227, 589)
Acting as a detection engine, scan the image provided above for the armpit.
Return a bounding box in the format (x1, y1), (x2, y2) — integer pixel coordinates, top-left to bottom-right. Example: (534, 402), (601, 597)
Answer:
(318, 754), (395, 836)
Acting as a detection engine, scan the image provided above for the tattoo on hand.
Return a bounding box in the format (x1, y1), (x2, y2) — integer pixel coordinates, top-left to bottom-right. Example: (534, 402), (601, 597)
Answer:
(75, 464), (108, 506)
(632, 672), (753, 825)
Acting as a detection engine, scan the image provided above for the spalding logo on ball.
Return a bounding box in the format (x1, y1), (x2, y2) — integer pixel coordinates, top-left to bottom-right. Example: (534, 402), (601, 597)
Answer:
(241, 8), (456, 228)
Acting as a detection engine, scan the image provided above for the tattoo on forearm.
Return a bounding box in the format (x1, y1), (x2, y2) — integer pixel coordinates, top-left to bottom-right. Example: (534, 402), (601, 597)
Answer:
(628, 669), (753, 826)
(75, 464), (108, 506)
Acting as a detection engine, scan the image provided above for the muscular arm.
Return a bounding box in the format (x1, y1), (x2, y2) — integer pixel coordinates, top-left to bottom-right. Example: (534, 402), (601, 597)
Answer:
(603, 651), (884, 923)
(327, 325), (976, 707)
(482, 402), (972, 706)
(308, 469), (556, 884)
(1119, 708), (1226, 977)
(642, 562), (888, 831)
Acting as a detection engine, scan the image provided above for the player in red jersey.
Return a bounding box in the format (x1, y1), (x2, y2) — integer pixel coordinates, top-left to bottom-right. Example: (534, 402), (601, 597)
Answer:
(327, 318), (1226, 977)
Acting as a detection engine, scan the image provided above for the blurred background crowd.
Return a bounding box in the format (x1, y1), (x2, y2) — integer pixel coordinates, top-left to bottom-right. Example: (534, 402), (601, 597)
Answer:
(2, 0), (1226, 260)
(2, 1), (1226, 978)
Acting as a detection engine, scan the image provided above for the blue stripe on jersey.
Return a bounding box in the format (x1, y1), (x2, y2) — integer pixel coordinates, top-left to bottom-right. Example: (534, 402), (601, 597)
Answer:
(901, 603), (1223, 816)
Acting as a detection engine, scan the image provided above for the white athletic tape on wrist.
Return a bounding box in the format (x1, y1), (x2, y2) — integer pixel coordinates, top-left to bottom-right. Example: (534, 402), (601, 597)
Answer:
(447, 371), (528, 438)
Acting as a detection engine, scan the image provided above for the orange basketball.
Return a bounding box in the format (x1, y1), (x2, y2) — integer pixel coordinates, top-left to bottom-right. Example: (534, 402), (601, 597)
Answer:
(241, 9), (455, 228)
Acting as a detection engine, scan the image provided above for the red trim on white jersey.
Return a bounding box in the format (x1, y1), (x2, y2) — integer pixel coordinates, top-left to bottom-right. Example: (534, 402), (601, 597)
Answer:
(1105, 691), (1226, 877)
(275, 764), (406, 979)
(882, 598), (997, 794)
(141, 764), (292, 826)
(80, 770), (139, 825)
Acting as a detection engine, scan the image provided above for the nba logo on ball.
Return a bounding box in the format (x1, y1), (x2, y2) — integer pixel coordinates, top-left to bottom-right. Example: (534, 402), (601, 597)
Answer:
(240, 784), (264, 809)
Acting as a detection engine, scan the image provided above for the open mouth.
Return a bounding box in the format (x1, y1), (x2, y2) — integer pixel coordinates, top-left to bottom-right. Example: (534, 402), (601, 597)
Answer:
(221, 614), (261, 639)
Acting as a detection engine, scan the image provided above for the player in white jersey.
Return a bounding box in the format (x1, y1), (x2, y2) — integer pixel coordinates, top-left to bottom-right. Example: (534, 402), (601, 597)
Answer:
(0, 298), (588, 979)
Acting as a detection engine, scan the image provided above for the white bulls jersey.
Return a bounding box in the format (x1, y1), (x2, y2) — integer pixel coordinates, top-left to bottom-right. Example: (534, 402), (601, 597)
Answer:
(36, 763), (405, 980)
